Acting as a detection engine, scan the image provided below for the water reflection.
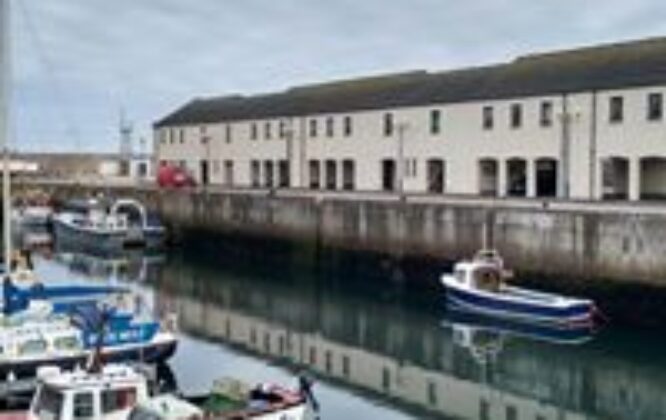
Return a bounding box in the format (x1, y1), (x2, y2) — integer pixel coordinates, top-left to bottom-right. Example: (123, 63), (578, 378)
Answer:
(45, 243), (666, 420)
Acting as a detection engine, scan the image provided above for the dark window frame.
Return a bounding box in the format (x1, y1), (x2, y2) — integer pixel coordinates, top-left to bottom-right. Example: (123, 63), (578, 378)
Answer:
(343, 116), (353, 137)
(482, 106), (494, 130)
(609, 96), (624, 123)
(430, 109), (441, 134)
(510, 103), (523, 129)
(540, 101), (553, 127)
(383, 113), (394, 137)
(309, 119), (318, 138)
(648, 92), (663, 121)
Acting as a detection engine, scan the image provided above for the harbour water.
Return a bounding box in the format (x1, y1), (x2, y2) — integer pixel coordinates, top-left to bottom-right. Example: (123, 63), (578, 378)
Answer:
(27, 233), (666, 420)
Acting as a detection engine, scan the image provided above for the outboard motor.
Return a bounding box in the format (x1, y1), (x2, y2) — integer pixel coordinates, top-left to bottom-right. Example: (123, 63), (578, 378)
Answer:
(298, 375), (320, 416)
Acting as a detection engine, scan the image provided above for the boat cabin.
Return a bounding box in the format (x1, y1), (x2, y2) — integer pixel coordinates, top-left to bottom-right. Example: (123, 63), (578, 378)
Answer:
(451, 250), (510, 293)
(28, 365), (150, 420)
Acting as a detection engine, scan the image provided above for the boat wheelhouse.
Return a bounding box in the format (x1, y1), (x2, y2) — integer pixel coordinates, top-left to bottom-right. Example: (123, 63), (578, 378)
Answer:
(28, 364), (151, 420)
(441, 250), (597, 326)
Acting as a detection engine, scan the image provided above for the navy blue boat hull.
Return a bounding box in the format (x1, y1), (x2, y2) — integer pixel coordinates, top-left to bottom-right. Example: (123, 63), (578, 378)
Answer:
(445, 285), (593, 325)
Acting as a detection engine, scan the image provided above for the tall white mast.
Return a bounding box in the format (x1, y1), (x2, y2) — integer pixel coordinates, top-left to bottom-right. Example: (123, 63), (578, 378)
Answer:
(0, 0), (11, 274)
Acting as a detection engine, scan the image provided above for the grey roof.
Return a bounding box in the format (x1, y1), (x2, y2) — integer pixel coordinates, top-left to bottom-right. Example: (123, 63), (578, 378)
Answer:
(155, 37), (666, 128)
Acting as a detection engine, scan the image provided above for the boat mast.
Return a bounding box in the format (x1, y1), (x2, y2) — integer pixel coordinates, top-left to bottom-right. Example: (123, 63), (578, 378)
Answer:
(0, 0), (11, 273)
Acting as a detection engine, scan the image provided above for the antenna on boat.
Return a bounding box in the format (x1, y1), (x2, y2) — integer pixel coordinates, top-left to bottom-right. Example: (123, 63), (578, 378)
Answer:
(0, 0), (12, 278)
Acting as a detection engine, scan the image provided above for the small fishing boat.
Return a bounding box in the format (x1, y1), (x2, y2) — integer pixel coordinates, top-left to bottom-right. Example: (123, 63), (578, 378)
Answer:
(131, 376), (318, 420)
(0, 300), (177, 380)
(53, 198), (166, 252)
(22, 366), (318, 420)
(11, 203), (53, 227)
(441, 250), (599, 326)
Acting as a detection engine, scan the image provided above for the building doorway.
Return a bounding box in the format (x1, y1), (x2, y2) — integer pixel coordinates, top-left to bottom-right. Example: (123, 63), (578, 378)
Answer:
(325, 160), (337, 190)
(278, 160), (290, 188)
(478, 158), (498, 196)
(382, 159), (396, 192)
(601, 157), (629, 200)
(342, 160), (355, 191)
(640, 157), (666, 200)
(264, 161), (274, 188)
(427, 159), (445, 193)
(535, 158), (558, 197)
(200, 160), (209, 185)
(506, 158), (526, 197)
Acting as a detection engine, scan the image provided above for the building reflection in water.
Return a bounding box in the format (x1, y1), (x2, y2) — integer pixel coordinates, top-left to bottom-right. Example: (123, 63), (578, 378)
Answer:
(132, 253), (666, 420)
(47, 241), (666, 420)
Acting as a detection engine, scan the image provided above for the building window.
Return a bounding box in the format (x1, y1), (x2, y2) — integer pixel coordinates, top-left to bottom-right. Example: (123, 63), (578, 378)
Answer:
(610, 96), (623, 123)
(540, 101), (553, 127)
(169, 128), (175, 144)
(179, 128), (185, 143)
(226, 125), (232, 143)
(250, 160), (260, 188)
(510, 103), (522, 128)
(200, 126), (207, 135)
(309, 160), (320, 189)
(264, 122), (272, 140)
(648, 93), (663, 121)
(160, 129), (167, 145)
(482, 106), (493, 130)
(326, 117), (334, 137)
(344, 116), (353, 137)
(309, 119), (318, 138)
(279, 121), (286, 138)
(430, 109), (441, 134)
(251, 123), (258, 140)
(342, 160), (355, 190)
(384, 113), (394, 136)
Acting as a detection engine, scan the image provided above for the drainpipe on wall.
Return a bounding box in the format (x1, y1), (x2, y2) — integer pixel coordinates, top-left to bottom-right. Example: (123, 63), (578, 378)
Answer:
(589, 90), (598, 200)
(559, 94), (571, 199)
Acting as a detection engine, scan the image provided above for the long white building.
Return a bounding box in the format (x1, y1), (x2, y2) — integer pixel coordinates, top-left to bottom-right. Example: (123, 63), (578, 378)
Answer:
(155, 37), (666, 201)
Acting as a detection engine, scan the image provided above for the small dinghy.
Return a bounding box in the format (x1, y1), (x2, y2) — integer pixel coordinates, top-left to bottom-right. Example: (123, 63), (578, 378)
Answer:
(441, 250), (600, 327)
(131, 376), (319, 420)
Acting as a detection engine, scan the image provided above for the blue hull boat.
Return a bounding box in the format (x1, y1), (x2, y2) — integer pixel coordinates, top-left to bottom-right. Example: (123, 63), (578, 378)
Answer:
(441, 250), (598, 327)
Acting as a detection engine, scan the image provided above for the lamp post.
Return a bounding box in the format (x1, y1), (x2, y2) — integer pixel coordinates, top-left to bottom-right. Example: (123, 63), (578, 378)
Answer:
(558, 99), (580, 200)
(396, 122), (409, 198)
(283, 118), (293, 189)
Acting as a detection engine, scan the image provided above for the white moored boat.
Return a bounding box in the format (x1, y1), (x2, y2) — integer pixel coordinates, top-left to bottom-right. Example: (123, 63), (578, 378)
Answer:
(53, 198), (166, 252)
(21, 365), (318, 420)
(441, 250), (599, 326)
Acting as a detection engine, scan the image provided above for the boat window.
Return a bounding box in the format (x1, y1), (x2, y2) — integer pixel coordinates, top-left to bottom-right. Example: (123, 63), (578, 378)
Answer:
(54, 336), (81, 350)
(128, 407), (162, 420)
(473, 268), (501, 292)
(33, 385), (64, 420)
(74, 392), (95, 419)
(20, 339), (48, 354)
(454, 269), (466, 283)
(102, 387), (138, 413)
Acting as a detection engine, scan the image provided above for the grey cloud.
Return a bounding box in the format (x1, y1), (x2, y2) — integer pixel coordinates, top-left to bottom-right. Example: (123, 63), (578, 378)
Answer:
(9, 0), (666, 152)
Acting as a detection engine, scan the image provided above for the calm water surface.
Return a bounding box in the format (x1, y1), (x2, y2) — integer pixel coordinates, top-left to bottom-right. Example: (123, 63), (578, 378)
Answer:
(31, 236), (666, 420)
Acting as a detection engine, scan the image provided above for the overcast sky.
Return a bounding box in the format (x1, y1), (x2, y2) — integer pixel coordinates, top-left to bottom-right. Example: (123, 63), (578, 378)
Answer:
(8, 0), (666, 153)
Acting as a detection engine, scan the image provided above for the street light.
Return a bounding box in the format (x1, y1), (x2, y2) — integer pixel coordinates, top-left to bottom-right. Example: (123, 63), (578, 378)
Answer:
(396, 122), (410, 198)
(558, 104), (581, 199)
(282, 118), (294, 189)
